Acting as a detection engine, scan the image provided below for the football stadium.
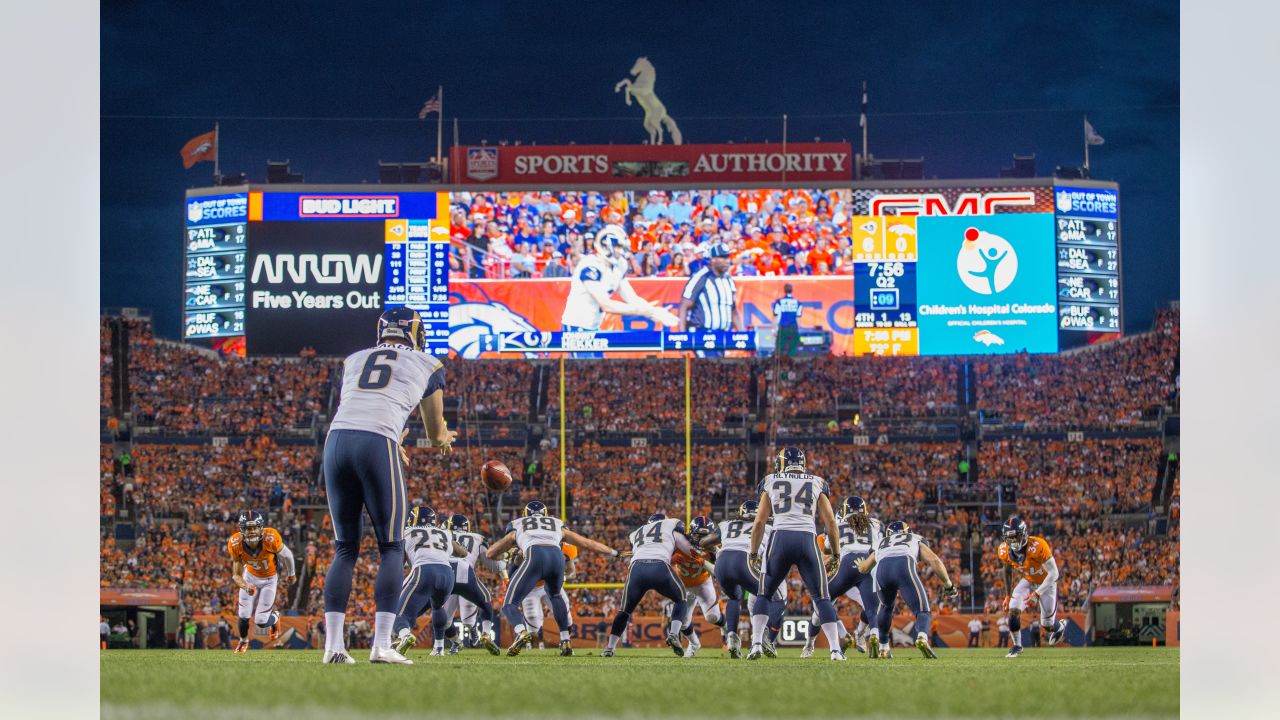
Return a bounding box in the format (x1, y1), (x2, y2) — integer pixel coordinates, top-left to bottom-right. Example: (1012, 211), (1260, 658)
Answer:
(82, 2), (1196, 719)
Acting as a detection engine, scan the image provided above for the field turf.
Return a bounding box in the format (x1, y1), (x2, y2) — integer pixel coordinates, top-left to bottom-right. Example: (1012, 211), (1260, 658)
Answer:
(101, 646), (1178, 719)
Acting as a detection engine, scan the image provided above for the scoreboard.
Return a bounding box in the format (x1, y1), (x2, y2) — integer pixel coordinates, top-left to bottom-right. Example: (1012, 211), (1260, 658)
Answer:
(1053, 185), (1121, 332)
(183, 194), (248, 340)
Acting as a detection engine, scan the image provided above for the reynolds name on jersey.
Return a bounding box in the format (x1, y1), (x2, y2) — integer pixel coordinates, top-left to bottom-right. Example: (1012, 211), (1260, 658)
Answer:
(329, 344), (445, 443)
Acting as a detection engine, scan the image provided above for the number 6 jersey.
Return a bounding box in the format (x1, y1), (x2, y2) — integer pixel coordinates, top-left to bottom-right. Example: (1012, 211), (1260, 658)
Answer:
(329, 343), (446, 443)
(760, 472), (829, 533)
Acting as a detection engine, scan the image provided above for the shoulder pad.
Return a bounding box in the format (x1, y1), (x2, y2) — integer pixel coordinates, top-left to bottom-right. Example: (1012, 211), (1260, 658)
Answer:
(579, 264), (603, 282)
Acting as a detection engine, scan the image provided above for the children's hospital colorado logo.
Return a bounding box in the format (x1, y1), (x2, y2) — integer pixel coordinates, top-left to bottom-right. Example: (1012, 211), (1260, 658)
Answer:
(956, 227), (1018, 295)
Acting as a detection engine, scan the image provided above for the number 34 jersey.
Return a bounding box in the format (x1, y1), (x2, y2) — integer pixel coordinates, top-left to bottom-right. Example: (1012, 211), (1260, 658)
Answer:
(997, 536), (1054, 584)
(404, 524), (454, 566)
(760, 472), (829, 533)
(329, 344), (446, 443)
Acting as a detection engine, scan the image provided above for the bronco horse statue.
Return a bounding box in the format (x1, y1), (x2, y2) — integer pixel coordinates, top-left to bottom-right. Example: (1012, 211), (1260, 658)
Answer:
(614, 57), (683, 145)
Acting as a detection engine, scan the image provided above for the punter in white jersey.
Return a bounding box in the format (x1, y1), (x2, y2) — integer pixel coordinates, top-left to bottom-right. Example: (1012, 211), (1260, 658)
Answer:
(321, 306), (458, 666)
(391, 507), (467, 656)
(802, 496), (884, 657)
(749, 447), (846, 660)
(857, 520), (957, 660)
(560, 225), (678, 357)
(485, 500), (620, 656)
(602, 513), (697, 657)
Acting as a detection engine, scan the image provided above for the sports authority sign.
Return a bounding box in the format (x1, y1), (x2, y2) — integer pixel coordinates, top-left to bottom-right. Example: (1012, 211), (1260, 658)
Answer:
(450, 143), (854, 185)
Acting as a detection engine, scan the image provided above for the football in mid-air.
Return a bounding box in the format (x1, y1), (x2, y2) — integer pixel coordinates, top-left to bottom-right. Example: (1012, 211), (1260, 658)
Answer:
(481, 459), (513, 491)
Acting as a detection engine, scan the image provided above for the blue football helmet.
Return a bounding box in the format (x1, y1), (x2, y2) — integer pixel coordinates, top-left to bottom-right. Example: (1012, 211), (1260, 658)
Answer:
(407, 505), (437, 528)
(885, 520), (911, 536)
(377, 306), (425, 351)
(450, 513), (470, 532)
(776, 447), (806, 473)
(524, 500), (548, 517)
(238, 510), (265, 546)
(689, 515), (713, 538)
(738, 499), (759, 520)
(1002, 515), (1029, 550)
(648, 512), (667, 523)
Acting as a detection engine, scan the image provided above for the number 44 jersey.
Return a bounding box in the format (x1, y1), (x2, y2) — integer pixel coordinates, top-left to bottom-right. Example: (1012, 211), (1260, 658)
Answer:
(760, 472), (829, 533)
(329, 343), (446, 443)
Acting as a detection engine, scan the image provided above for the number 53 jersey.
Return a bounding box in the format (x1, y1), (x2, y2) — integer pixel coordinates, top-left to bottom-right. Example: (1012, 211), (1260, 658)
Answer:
(329, 344), (446, 442)
(760, 472), (829, 533)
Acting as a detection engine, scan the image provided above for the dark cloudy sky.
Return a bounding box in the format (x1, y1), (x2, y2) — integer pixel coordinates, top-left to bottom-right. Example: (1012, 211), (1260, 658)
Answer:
(101, 0), (1178, 337)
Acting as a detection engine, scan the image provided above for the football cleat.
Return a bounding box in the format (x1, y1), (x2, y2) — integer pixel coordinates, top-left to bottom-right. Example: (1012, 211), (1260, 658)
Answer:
(880, 647), (894, 659)
(369, 646), (414, 665)
(737, 500), (759, 521)
(685, 632), (701, 657)
(479, 632), (500, 656)
(234, 639), (249, 654)
(394, 632), (416, 655)
(447, 641), (460, 655)
(915, 632), (938, 660)
(322, 650), (355, 664)
(726, 632), (741, 659)
(866, 633), (879, 660)
(830, 649), (847, 661)
(267, 614), (280, 643)
(1006, 645), (1024, 658)
(747, 645), (763, 660)
(799, 644), (814, 659)
(666, 634), (685, 657)
(840, 632), (855, 654)
(762, 640), (777, 658)
(429, 648), (444, 657)
(507, 630), (533, 656)
(559, 640), (574, 657)
(377, 306), (425, 351)
(1047, 619), (1069, 646)
(601, 648), (615, 658)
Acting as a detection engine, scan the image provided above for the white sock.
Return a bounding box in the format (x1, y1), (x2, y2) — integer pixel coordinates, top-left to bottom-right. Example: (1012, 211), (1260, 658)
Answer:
(668, 619), (684, 637)
(373, 611), (395, 650)
(836, 622), (849, 638)
(855, 620), (867, 636)
(324, 612), (345, 652)
(514, 623), (527, 636)
(559, 630), (570, 642)
(481, 620), (493, 636)
(434, 639), (444, 650)
(751, 614), (768, 646)
(396, 627), (411, 639)
(607, 633), (621, 650)
(822, 622), (841, 650)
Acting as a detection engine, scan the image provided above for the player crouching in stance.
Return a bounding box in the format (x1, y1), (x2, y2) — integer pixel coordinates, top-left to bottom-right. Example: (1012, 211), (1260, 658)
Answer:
(997, 516), (1069, 658)
(227, 510), (294, 653)
(857, 521), (957, 660)
(391, 507), (469, 658)
(603, 513), (695, 657)
(750, 447), (848, 661)
(802, 496), (882, 658)
(485, 500), (620, 657)
(671, 516), (727, 657)
(699, 499), (768, 658)
(436, 513), (503, 655)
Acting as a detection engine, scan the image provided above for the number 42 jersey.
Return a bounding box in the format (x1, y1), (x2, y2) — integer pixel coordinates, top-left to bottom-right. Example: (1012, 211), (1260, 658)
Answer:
(760, 472), (829, 533)
(329, 344), (446, 443)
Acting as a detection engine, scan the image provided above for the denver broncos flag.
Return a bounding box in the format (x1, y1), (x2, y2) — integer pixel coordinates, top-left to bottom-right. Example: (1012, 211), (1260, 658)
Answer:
(180, 129), (217, 169)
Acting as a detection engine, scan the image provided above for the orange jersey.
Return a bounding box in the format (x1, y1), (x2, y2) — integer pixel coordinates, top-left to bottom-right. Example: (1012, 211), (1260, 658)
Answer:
(997, 536), (1054, 584)
(672, 549), (711, 588)
(227, 528), (283, 578)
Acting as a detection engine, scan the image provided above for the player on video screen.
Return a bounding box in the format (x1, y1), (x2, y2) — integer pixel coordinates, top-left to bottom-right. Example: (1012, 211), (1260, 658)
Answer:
(560, 224), (678, 358)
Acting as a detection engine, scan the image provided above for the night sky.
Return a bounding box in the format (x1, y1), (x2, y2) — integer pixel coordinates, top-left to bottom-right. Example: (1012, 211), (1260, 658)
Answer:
(101, 0), (1178, 338)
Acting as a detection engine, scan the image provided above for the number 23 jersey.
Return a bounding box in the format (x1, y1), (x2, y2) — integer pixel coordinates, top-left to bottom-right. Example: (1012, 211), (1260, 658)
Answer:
(329, 344), (446, 443)
(404, 524), (454, 566)
(761, 472), (829, 533)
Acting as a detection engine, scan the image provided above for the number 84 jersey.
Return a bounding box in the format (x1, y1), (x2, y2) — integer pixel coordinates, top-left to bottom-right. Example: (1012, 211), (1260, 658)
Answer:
(760, 472), (829, 533)
(329, 344), (446, 443)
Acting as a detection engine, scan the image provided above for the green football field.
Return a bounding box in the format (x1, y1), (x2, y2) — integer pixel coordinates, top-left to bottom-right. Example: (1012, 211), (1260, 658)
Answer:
(101, 646), (1178, 719)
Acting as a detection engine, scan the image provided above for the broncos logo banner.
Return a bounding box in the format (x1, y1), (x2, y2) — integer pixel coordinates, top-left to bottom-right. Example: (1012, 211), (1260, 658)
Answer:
(450, 276), (857, 357)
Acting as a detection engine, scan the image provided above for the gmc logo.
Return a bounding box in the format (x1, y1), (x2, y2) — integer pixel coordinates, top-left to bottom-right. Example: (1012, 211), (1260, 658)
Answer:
(251, 254), (382, 284)
(869, 191), (1037, 216)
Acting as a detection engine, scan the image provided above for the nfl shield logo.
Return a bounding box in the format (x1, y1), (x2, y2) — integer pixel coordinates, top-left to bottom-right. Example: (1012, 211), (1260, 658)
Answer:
(466, 148), (498, 182)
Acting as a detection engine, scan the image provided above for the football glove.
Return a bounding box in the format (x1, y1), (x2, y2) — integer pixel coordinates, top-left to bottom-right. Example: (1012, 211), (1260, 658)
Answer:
(942, 583), (958, 599)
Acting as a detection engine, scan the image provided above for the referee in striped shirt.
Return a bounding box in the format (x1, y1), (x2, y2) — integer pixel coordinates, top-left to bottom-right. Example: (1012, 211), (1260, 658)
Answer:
(678, 241), (741, 357)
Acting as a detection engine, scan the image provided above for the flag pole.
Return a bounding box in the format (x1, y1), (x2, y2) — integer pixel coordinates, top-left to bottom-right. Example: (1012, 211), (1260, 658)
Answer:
(452, 117), (460, 183)
(436, 85), (444, 166)
(860, 81), (868, 180)
(214, 121), (221, 178)
(781, 113), (788, 185)
(1083, 115), (1090, 171)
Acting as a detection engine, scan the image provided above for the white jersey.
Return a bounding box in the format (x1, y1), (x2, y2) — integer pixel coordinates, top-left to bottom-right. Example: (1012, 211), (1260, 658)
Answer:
(560, 254), (629, 330)
(513, 515), (565, 554)
(628, 518), (683, 564)
(874, 531), (923, 562)
(757, 523), (774, 559)
(760, 472), (829, 533)
(404, 524), (454, 567)
(451, 530), (486, 567)
(837, 517), (885, 558)
(717, 518), (753, 553)
(329, 344), (445, 442)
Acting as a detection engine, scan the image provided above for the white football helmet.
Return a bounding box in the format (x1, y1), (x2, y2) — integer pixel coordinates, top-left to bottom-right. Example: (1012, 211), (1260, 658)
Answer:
(593, 224), (631, 262)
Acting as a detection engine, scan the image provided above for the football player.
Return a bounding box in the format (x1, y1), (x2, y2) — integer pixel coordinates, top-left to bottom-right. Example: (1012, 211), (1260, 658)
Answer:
(560, 224), (678, 357)
(485, 500), (621, 656)
(802, 496), (883, 657)
(857, 521), (957, 660)
(997, 516), (1069, 657)
(391, 506), (468, 658)
(698, 498), (786, 658)
(521, 543), (579, 651)
(227, 510), (294, 654)
(750, 448), (847, 661)
(671, 516), (726, 657)
(602, 513), (695, 657)
(436, 513), (504, 655)
(320, 306), (457, 665)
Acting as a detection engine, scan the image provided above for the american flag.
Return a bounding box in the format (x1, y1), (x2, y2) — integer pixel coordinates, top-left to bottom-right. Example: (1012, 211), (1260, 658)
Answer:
(418, 90), (441, 119)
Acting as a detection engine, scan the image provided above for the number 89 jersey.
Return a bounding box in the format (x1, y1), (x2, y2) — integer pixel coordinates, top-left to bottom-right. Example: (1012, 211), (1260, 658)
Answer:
(404, 524), (454, 566)
(329, 344), (446, 443)
(761, 472), (829, 533)
(514, 515), (565, 554)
